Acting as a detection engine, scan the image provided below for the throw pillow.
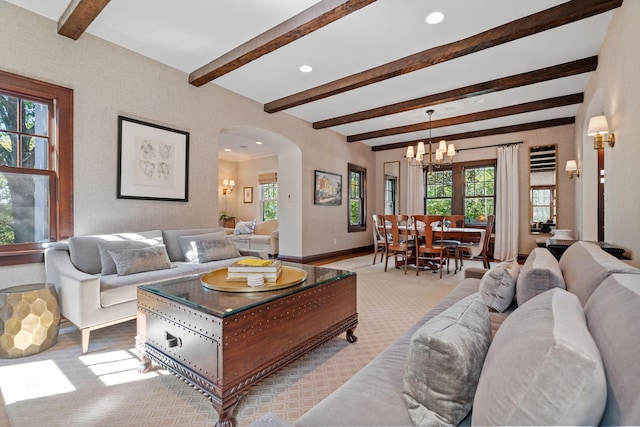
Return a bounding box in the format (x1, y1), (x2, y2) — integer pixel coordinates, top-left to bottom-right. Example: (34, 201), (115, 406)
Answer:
(177, 231), (226, 263)
(402, 293), (492, 426)
(98, 239), (158, 275)
(472, 288), (606, 426)
(516, 247), (565, 306)
(190, 238), (241, 263)
(479, 259), (520, 312)
(234, 220), (256, 235)
(108, 245), (172, 276)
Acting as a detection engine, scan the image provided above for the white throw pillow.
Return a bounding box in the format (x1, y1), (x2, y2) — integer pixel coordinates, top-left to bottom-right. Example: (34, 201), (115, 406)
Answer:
(234, 220), (256, 235)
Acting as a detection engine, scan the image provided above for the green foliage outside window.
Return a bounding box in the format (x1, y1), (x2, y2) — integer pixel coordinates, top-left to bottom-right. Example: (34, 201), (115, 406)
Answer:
(464, 166), (495, 224)
(260, 183), (278, 221)
(426, 170), (452, 215)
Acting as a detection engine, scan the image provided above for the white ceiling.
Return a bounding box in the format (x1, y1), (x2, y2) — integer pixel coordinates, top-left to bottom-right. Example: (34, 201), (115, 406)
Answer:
(7, 0), (615, 161)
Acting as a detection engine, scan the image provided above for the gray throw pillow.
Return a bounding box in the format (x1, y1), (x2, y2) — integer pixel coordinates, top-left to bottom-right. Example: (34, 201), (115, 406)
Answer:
(108, 245), (172, 276)
(177, 231), (226, 263)
(234, 220), (256, 235)
(516, 247), (565, 306)
(472, 288), (606, 426)
(479, 259), (520, 312)
(403, 293), (491, 426)
(98, 239), (158, 275)
(189, 238), (241, 263)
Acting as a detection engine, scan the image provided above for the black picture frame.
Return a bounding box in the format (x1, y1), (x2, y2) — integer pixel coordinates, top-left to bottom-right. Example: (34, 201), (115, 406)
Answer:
(314, 170), (342, 205)
(117, 116), (189, 201)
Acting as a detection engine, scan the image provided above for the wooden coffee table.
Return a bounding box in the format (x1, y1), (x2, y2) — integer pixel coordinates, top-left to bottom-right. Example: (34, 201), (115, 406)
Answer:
(136, 262), (357, 427)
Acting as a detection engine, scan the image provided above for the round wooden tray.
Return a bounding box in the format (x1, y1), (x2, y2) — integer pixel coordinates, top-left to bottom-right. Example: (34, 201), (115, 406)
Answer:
(201, 266), (307, 292)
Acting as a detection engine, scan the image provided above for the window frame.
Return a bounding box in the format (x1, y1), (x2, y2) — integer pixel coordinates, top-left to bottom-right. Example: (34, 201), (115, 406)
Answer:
(259, 182), (278, 222)
(348, 163), (366, 232)
(463, 163), (496, 226)
(0, 70), (73, 266)
(424, 168), (453, 215)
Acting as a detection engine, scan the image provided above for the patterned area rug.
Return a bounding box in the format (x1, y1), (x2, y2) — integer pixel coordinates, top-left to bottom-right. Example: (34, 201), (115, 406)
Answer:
(1, 255), (476, 427)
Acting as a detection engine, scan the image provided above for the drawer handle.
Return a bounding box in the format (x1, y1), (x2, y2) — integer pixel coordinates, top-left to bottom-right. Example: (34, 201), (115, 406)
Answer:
(165, 332), (182, 348)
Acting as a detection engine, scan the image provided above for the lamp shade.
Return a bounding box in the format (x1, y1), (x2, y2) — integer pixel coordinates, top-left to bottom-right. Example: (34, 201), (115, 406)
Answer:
(406, 145), (414, 158)
(229, 180), (235, 187)
(438, 140), (447, 152)
(416, 142), (426, 155)
(447, 143), (456, 157)
(223, 179), (229, 186)
(565, 160), (578, 172)
(587, 115), (609, 136)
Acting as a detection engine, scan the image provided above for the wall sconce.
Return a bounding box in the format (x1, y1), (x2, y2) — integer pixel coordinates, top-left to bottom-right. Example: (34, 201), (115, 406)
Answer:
(587, 115), (615, 150)
(565, 160), (580, 178)
(222, 179), (235, 195)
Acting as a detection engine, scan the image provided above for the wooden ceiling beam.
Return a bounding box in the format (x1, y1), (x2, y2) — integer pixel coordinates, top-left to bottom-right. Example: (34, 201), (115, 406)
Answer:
(347, 93), (583, 142)
(371, 117), (576, 152)
(189, 0), (376, 87)
(314, 56), (597, 129)
(265, 0), (621, 113)
(58, 0), (111, 40)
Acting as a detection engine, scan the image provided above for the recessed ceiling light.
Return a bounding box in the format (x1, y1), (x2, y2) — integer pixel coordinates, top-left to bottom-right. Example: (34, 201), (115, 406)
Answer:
(255, 141), (263, 145)
(224, 148), (231, 152)
(425, 11), (444, 25)
(299, 65), (313, 73)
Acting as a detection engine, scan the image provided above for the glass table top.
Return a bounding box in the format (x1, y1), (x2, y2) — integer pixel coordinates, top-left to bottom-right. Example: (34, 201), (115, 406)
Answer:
(139, 262), (354, 318)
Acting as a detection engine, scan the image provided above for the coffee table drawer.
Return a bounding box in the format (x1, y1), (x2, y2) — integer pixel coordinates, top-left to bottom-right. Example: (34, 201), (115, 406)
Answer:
(143, 308), (220, 381)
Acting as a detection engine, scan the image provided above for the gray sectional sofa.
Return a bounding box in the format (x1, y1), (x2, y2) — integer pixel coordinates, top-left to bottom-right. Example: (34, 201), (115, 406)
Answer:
(257, 241), (640, 426)
(45, 227), (259, 353)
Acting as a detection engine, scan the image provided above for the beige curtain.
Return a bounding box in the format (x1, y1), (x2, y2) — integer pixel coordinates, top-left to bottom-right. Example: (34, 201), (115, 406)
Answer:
(494, 145), (519, 260)
(406, 164), (425, 215)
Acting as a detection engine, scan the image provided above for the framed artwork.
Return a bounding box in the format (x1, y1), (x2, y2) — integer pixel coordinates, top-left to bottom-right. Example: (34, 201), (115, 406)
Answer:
(243, 187), (253, 203)
(117, 116), (189, 201)
(314, 170), (342, 205)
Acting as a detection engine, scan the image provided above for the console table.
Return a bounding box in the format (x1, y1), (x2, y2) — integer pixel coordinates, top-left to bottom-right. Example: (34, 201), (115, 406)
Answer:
(136, 262), (358, 427)
(545, 239), (627, 261)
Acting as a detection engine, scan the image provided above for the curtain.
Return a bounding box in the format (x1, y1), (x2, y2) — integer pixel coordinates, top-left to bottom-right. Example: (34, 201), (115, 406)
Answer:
(406, 164), (425, 215)
(494, 145), (519, 261)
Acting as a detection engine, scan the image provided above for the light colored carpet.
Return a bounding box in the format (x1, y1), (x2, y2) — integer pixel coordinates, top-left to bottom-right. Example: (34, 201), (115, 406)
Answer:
(1, 255), (477, 427)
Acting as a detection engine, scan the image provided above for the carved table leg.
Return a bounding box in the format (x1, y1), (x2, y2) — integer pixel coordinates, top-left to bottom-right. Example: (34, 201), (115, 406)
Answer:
(346, 328), (358, 343)
(214, 396), (240, 427)
(137, 354), (153, 374)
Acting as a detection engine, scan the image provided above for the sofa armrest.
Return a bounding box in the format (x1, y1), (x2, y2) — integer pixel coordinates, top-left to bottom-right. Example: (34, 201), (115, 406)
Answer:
(270, 230), (279, 256)
(45, 247), (103, 329)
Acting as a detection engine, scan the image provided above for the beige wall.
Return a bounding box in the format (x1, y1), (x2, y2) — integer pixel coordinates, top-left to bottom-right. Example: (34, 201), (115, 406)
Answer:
(375, 125), (576, 257)
(574, 0), (640, 259)
(0, 1), (374, 284)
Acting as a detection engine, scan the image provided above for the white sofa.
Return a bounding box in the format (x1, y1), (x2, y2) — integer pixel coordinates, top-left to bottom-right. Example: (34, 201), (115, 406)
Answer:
(45, 227), (259, 353)
(225, 219), (279, 258)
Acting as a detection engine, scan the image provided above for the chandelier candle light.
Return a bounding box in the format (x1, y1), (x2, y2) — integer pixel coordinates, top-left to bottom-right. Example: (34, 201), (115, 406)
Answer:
(406, 109), (456, 173)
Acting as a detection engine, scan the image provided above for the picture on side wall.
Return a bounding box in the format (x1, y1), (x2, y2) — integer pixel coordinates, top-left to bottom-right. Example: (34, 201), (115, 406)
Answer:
(243, 187), (253, 203)
(117, 116), (189, 201)
(314, 170), (342, 206)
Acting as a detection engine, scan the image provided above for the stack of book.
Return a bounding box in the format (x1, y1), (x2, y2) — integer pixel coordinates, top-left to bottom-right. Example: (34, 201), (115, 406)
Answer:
(226, 258), (282, 283)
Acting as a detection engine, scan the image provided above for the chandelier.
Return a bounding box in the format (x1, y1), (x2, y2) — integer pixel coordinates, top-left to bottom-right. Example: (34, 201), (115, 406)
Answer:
(406, 109), (456, 172)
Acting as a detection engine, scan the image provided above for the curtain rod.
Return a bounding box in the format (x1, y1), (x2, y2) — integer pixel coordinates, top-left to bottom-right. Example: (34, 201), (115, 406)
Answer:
(455, 141), (523, 153)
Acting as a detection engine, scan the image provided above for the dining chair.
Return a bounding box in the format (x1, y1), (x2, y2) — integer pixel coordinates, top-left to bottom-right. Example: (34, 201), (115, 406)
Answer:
(371, 214), (388, 264)
(383, 215), (415, 274)
(456, 214), (494, 270)
(447, 214), (466, 228)
(412, 215), (445, 277)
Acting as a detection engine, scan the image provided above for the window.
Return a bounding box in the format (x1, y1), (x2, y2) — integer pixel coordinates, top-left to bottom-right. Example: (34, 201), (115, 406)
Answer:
(348, 163), (366, 232)
(464, 165), (495, 225)
(383, 174), (396, 215)
(425, 169), (452, 215)
(0, 70), (73, 265)
(258, 172), (277, 221)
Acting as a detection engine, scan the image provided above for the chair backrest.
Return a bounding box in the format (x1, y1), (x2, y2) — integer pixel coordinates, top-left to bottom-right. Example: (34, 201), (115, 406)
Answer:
(447, 215), (466, 228)
(412, 215), (442, 248)
(372, 214), (385, 243)
(383, 215), (411, 246)
(481, 215), (495, 263)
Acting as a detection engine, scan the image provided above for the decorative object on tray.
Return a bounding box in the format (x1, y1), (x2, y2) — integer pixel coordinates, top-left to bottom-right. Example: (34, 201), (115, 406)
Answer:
(247, 274), (265, 287)
(227, 258), (282, 282)
(200, 266), (306, 292)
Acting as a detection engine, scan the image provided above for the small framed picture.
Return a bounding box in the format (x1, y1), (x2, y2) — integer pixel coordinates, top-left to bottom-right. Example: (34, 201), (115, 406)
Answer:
(243, 187), (253, 203)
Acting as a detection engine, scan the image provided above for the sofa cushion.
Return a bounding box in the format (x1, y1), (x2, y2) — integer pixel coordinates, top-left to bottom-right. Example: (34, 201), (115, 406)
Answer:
(472, 288), (606, 426)
(162, 228), (222, 261)
(189, 238), (241, 263)
(403, 293), (491, 426)
(234, 220), (256, 235)
(479, 260), (520, 312)
(559, 241), (640, 306)
(254, 219), (278, 235)
(68, 231), (162, 274)
(584, 274), (640, 426)
(98, 239), (159, 275)
(108, 245), (172, 276)
(516, 247), (565, 306)
(177, 231), (226, 262)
